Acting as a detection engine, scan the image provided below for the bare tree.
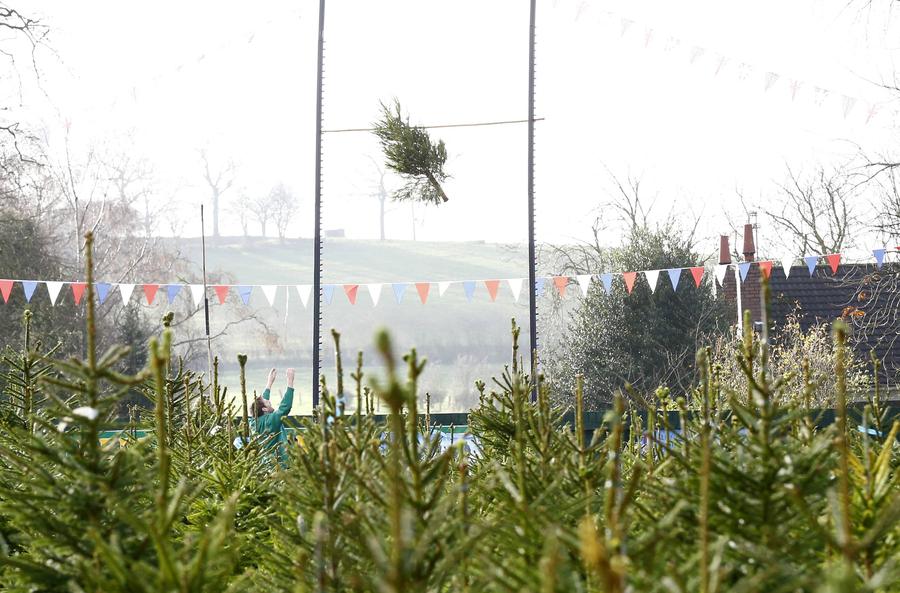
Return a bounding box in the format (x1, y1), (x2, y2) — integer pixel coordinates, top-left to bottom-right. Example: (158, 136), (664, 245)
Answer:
(199, 149), (235, 238)
(766, 166), (862, 255)
(248, 192), (274, 237)
(228, 191), (253, 238)
(0, 5), (47, 166)
(102, 146), (159, 238)
(366, 156), (389, 241)
(269, 183), (298, 243)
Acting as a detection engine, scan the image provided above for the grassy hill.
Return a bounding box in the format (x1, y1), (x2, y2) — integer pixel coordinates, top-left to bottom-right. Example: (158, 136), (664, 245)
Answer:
(167, 236), (534, 413)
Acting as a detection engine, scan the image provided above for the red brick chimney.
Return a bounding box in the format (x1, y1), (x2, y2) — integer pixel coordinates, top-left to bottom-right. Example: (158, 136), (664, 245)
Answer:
(719, 235), (731, 265)
(742, 223), (756, 262)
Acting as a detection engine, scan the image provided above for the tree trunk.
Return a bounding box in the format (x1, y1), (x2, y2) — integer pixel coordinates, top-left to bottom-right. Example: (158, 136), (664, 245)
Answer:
(260, 221), (266, 237)
(212, 191), (220, 237)
(379, 196), (386, 241)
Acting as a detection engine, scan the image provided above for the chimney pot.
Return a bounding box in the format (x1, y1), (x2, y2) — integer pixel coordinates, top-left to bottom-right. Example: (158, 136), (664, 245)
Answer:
(742, 224), (756, 262)
(719, 235), (731, 265)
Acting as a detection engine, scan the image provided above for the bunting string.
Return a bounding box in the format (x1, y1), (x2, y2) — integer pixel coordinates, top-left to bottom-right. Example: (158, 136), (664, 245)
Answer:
(0, 248), (893, 308)
(568, 1), (894, 125)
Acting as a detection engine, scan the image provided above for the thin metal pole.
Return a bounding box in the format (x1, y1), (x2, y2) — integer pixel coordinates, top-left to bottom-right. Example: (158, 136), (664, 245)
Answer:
(200, 205), (213, 381)
(527, 0), (538, 401)
(312, 0), (326, 409)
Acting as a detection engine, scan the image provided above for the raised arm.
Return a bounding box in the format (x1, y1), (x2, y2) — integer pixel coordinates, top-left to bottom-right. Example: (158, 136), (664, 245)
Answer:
(263, 368), (276, 400)
(276, 368), (295, 416)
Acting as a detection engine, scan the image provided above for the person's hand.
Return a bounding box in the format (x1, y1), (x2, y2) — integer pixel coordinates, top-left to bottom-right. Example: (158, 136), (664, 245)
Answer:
(286, 368), (295, 388)
(266, 368), (277, 389)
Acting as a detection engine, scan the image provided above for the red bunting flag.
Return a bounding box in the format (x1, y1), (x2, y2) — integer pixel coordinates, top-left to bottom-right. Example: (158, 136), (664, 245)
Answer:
(690, 267), (704, 287)
(143, 284), (160, 305)
(415, 282), (430, 304)
(0, 280), (12, 303)
(71, 282), (87, 305)
(622, 272), (637, 294)
(344, 284), (359, 305)
(484, 280), (500, 302)
(826, 254), (841, 275)
(553, 276), (569, 297)
(759, 261), (773, 279)
(214, 285), (229, 304)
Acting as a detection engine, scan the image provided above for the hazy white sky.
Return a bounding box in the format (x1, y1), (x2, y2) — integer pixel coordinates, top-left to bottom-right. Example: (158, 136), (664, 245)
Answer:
(21, 0), (900, 254)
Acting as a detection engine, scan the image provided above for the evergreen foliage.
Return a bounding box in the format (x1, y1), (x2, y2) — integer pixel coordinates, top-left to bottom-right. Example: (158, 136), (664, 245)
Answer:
(373, 99), (450, 205)
(555, 224), (730, 406)
(0, 236), (897, 592)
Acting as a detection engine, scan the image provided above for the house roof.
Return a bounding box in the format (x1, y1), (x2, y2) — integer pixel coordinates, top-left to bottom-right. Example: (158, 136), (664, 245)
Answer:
(723, 263), (900, 376)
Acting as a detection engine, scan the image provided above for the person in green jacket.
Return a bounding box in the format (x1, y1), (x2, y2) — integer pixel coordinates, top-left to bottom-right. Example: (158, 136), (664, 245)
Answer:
(251, 367), (295, 462)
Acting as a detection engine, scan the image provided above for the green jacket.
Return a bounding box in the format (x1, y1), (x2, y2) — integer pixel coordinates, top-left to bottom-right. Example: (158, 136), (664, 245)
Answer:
(251, 387), (294, 456)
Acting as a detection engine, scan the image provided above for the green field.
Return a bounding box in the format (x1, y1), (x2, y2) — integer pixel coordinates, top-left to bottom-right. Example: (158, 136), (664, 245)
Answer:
(168, 236), (535, 412)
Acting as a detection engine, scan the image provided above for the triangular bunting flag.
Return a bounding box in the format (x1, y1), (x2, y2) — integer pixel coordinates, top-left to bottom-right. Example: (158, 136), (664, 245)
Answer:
(463, 281), (476, 301)
(644, 270), (660, 294)
(0, 280), (12, 303)
(22, 281), (38, 303)
(295, 285), (311, 308)
(715, 264), (730, 286)
(535, 278), (545, 298)
(189, 284), (205, 307)
(260, 285), (278, 306)
(71, 283), (86, 305)
(415, 282), (430, 304)
(323, 285), (335, 305)
(873, 248), (886, 269)
(553, 276), (569, 298)
(622, 272), (637, 294)
(237, 285), (252, 305)
(826, 254), (841, 275)
(96, 283), (111, 304)
(344, 284), (359, 305)
(367, 284), (383, 306)
(764, 71), (779, 91)
(804, 256), (818, 276)
(438, 281), (452, 297)
(392, 283), (407, 304)
(667, 268), (681, 291)
(759, 261), (773, 279)
(46, 281), (64, 305)
(690, 267), (704, 287)
(143, 284), (160, 305)
(600, 273), (613, 294)
(576, 275), (592, 297)
(507, 278), (523, 302)
(214, 285), (230, 304)
(119, 283), (135, 305)
(738, 262), (751, 282)
(781, 256), (793, 278)
(485, 280), (501, 302)
(166, 284), (183, 304)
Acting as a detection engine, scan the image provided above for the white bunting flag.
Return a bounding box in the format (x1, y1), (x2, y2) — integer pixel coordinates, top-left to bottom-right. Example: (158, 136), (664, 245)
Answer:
(577, 274), (592, 297)
(46, 281), (64, 305)
(438, 281), (452, 297)
(842, 95), (856, 119)
(714, 264), (729, 286)
(189, 285), (205, 307)
(119, 283), (136, 305)
(644, 270), (660, 293)
(295, 285), (311, 308)
(507, 278), (523, 303)
(261, 285), (278, 307)
(366, 283), (383, 306)
(781, 255), (794, 278)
